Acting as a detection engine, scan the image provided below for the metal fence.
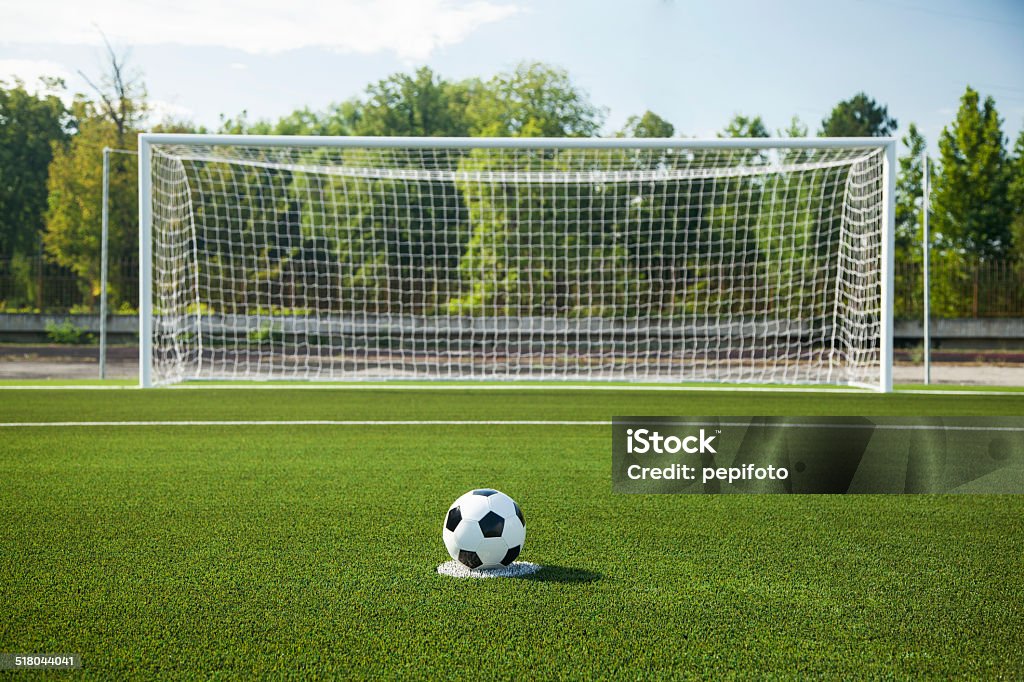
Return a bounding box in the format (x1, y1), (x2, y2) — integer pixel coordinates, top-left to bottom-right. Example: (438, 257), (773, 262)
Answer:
(3, 255), (1024, 318)
(0, 257), (138, 312)
(895, 258), (1024, 319)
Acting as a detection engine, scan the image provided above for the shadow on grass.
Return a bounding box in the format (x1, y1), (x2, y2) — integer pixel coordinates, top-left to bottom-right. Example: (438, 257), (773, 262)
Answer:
(524, 564), (602, 584)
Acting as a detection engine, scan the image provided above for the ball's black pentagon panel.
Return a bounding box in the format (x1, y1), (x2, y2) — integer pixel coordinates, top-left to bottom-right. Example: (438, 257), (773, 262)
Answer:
(478, 511), (505, 538)
(514, 502), (525, 527)
(458, 549), (483, 569)
(500, 545), (521, 566)
(445, 507), (462, 532)
(472, 489), (499, 497)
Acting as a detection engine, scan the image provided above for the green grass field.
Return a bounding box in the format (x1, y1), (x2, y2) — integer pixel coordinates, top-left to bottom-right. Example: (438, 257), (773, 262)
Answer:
(2, 387), (1023, 678)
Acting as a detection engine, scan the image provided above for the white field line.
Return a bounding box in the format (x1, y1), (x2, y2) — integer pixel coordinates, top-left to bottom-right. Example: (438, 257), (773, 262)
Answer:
(0, 420), (606, 428)
(0, 384), (868, 392)
(1, 420), (1023, 432)
(0, 384), (1022, 396)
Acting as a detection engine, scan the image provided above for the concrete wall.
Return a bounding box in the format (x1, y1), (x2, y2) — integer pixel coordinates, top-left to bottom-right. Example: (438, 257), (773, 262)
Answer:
(894, 318), (1024, 339)
(894, 318), (1024, 349)
(4, 314), (1024, 348)
(0, 314), (136, 343)
(0, 314), (136, 333)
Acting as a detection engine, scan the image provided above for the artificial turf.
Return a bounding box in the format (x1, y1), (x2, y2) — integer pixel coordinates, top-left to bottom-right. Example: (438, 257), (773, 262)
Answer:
(1, 388), (1022, 678)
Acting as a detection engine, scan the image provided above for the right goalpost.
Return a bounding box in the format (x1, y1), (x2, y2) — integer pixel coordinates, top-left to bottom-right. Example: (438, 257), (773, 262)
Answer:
(139, 135), (895, 390)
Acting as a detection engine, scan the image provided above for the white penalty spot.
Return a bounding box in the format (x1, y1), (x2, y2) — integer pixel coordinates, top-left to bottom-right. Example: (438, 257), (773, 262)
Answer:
(436, 560), (541, 579)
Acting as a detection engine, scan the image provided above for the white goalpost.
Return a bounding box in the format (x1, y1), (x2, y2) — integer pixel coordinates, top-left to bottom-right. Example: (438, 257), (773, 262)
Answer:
(138, 134), (895, 390)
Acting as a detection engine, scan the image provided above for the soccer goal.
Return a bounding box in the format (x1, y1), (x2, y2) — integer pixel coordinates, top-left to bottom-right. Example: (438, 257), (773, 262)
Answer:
(138, 134), (895, 389)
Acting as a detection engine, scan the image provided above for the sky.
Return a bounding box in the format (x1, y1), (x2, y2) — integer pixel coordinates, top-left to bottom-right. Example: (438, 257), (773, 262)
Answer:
(0, 0), (1022, 152)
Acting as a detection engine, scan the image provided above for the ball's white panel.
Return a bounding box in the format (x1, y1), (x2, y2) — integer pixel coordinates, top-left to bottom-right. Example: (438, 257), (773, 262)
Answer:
(501, 515), (525, 548)
(457, 495), (491, 522)
(453, 491), (477, 508)
(475, 537), (510, 568)
(452, 518), (484, 551)
(443, 528), (461, 561)
(487, 492), (517, 519)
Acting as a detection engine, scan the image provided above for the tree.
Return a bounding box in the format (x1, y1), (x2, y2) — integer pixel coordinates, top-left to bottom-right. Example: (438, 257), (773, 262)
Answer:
(931, 86), (1011, 257)
(618, 111), (674, 138)
(892, 124), (930, 318)
(820, 92), (896, 137)
(719, 113), (769, 138)
(895, 123), (928, 254)
(719, 114), (845, 317)
(0, 78), (70, 257)
(43, 47), (146, 307)
(465, 62), (604, 137)
(354, 67), (473, 137)
(0, 77), (70, 308)
(43, 103), (138, 306)
(1009, 127), (1024, 262)
(270, 106), (350, 136)
(77, 37), (146, 140)
(443, 63), (605, 314)
(778, 115), (808, 138)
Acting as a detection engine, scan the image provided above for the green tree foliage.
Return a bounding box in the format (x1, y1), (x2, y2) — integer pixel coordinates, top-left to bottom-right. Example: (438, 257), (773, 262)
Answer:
(719, 114), (769, 139)
(353, 67), (474, 137)
(444, 63), (609, 314)
(931, 87), (1012, 257)
(449, 147), (700, 318)
(751, 162), (849, 321)
(717, 114), (847, 320)
(190, 62), (609, 318)
(0, 78), (71, 307)
(207, 69), (477, 315)
(282, 152), (468, 315)
(893, 124), (929, 318)
(778, 116), (808, 138)
(820, 92), (896, 137)
(1009, 127), (1024, 262)
(278, 68), (478, 313)
(217, 110), (273, 134)
(617, 111), (674, 138)
(896, 123), (928, 254)
(217, 106), (347, 135)
(43, 48), (145, 306)
(43, 102), (139, 305)
(24, 56), (1013, 324)
(272, 106), (349, 136)
(465, 62), (604, 137)
(0, 78), (70, 257)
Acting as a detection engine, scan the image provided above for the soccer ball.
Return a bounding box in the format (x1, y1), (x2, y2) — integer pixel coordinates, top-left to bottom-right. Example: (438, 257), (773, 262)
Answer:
(443, 489), (526, 569)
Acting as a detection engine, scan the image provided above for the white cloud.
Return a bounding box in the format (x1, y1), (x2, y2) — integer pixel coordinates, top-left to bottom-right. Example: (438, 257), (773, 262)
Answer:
(147, 99), (195, 125)
(0, 0), (521, 60)
(0, 59), (77, 103)
(0, 58), (75, 87)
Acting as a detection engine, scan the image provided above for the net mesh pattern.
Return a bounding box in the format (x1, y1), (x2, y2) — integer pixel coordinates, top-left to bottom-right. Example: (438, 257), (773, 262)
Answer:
(147, 141), (886, 387)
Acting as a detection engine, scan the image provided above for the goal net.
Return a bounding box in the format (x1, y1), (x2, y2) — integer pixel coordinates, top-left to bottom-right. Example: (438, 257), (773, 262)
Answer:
(140, 135), (894, 389)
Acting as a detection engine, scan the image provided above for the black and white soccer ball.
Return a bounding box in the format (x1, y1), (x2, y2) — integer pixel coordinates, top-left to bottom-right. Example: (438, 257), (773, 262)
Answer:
(443, 489), (526, 569)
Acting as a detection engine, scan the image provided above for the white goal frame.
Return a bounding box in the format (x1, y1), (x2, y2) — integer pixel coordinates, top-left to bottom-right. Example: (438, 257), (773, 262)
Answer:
(138, 134), (895, 391)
